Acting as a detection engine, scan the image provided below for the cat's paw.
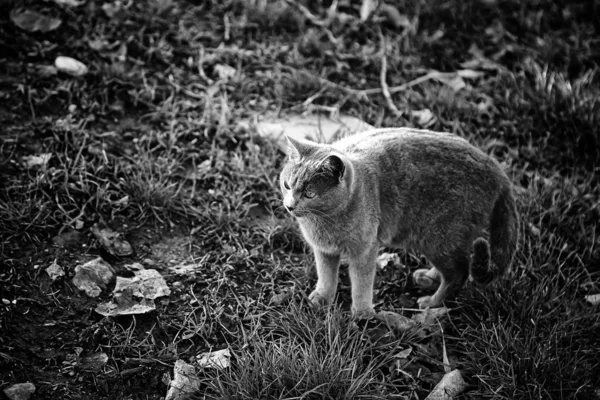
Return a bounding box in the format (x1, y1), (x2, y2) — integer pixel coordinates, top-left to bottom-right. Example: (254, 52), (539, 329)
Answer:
(413, 269), (440, 289)
(351, 307), (375, 320)
(417, 295), (438, 309)
(308, 290), (334, 308)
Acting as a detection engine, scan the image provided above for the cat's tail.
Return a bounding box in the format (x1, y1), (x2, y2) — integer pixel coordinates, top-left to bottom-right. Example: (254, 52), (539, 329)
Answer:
(470, 186), (519, 284)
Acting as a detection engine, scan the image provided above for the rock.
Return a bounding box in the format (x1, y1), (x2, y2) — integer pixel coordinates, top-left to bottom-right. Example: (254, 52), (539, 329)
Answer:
(243, 112), (374, 151)
(55, 56), (88, 77)
(72, 257), (116, 297)
(3, 382), (36, 400)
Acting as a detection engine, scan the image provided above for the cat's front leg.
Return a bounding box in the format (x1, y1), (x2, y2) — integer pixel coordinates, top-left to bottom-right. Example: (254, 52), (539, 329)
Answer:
(308, 250), (340, 308)
(348, 245), (379, 318)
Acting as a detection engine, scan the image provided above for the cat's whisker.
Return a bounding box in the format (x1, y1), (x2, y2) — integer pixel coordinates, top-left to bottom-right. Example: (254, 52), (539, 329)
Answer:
(303, 208), (336, 225)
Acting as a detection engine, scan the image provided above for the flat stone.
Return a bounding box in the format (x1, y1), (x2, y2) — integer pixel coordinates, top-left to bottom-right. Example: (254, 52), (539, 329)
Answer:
(4, 382), (36, 400)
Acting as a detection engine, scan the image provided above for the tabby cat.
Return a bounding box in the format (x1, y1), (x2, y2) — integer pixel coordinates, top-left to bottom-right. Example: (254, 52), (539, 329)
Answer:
(279, 128), (519, 317)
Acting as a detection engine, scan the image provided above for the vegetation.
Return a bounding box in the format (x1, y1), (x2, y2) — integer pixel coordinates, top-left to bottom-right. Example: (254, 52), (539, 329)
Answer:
(0, 0), (598, 399)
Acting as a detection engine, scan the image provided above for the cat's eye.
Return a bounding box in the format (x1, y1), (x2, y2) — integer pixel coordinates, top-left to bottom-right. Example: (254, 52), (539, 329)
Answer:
(304, 189), (316, 199)
(283, 181), (291, 190)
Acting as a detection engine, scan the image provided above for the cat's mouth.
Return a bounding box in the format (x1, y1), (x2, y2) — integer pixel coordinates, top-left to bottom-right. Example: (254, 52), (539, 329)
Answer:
(291, 210), (310, 218)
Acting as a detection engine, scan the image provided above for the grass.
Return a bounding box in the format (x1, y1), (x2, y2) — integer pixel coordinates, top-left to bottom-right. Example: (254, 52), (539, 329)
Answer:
(1, 0), (599, 399)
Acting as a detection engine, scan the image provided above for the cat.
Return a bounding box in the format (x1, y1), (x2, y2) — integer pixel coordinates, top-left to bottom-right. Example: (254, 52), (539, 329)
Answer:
(279, 128), (519, 317)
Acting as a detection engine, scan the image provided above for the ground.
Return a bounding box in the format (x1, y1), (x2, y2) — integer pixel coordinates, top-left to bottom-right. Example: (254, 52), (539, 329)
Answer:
(1, 0), (599, 399)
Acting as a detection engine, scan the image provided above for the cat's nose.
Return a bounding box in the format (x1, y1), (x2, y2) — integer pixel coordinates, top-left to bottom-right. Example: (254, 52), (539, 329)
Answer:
(285, 205), (295, 213)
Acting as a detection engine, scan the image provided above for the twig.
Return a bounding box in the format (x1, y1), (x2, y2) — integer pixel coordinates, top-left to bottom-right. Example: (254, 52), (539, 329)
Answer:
(284, 0), (337, 28)
(379, 34), (403, 118)
(279, 64), (367, 100)
(223, 12), (231, 41)
(361, 71), (438, 96)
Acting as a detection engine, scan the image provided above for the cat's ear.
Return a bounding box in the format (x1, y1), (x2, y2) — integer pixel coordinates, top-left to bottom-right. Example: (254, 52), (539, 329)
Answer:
(323, 155), (346, 180)
(285, 135), (314, 160)
(322, 154), (353, 187)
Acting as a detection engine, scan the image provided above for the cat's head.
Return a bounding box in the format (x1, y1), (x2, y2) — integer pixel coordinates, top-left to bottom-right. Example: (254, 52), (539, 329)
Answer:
(279, 136), (354, 218)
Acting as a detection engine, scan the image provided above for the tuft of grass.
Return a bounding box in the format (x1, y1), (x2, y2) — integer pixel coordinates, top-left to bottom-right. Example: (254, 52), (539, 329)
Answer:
(202, 302), (402, 400)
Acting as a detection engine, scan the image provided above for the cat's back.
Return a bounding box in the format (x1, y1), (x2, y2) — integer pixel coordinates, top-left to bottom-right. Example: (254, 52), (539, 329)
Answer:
(335, 128), (502, 174)
(333, 128), (471, 157)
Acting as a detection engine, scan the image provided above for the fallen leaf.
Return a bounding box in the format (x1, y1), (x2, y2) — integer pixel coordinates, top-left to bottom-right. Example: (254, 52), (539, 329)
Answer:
(95, 269), (171, 317)
(380, 4), (411, 30)
(359, 0), (377, 21)
(72, 257), (116, 297)
(55, 56), (88, 77)
(169, 263), (202, 275)
(412, 307), (449, 327)
(393, 347), (413, 359)
(46, 259), (65, 281)
(53, 0), (86, 6)
(374, 311), (419, 333)
(102, 2), (124, 18)
(410, 109), (436, 127)
(197, 349), (230, 369)
(52, 229), (83, 248)
(10, 9), (62, 32)
(376, 252), (400, 270)
(79, 352), (108, 371)
(424, 369), (467, 400)
(91, 224), (132, 256)
(585, 294), (600, 306)
(21, 153), (51, 168)
(214, 64), (236, 80)
(165, 360), (201, 400)
(33, 65), (58, 77)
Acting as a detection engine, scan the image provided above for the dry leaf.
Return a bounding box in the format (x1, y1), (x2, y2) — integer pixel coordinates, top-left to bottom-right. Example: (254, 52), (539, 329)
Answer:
(412, 307), (449, 326)
(425, 369), (467, 400)
(53, 0), (86, 6)
(197, 349), (230, 369)
(410, 109), (436, 127)
(22, 153), (51, 168)
(585, 294), (600, 306)
(165, 360), (201, 400)
(90, 224), (132, 256)
(214, 64), (237, 80)
(55, 56), (89, 77)
(72, 258), (116, 297)
(376, 252), (400, 270)
(374, 311), (419, 333)
(46, 259), (65, 281)
(393, 347), (413, 359)
(380, 4), (411, 30)
(79, 352), (108, 371)
(95, 269), (171, 317)
(360, 0), (377, 21)
(10, 9), (62, 32)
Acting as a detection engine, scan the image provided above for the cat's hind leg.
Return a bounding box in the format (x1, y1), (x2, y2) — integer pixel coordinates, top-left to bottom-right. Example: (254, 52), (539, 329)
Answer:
(413, 267), (441, 289)
(417, 250), (469, 309)
(308, 250), (340, 308)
